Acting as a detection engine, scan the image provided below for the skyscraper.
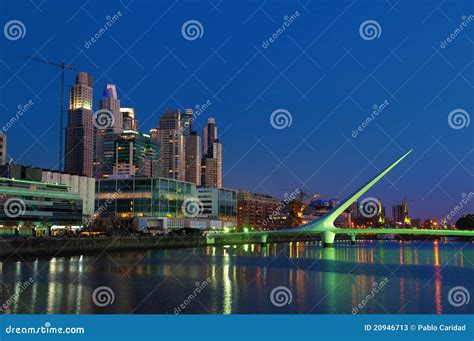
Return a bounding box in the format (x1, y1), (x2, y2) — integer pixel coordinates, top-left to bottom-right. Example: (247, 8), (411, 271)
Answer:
(202, 118), (217, 156)
(201, 118), (222, 188)
(64, 72), (94, 177)
(114, 130), (159, 177)
(0, 133), (6, 165)
(95, 84), (122, 178)
(155, 109), (185, 181)
(121, 107), (138, 131)
(184, 131), (201, 185)
(181, 108), (193, 136)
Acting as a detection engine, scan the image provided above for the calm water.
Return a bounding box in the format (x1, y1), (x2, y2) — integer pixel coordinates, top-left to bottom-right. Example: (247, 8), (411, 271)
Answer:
(1, 240), (473, 314)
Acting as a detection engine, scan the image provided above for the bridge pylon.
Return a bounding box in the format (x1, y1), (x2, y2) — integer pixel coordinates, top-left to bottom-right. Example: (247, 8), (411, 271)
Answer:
(287, 150), (413, 247)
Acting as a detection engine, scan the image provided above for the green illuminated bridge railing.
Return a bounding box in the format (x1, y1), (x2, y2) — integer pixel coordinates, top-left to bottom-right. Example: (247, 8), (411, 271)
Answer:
(211, 228), (474, 238)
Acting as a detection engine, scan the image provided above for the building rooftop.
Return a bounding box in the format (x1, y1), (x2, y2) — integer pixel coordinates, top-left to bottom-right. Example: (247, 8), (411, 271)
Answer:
(0, 177), (69, 189)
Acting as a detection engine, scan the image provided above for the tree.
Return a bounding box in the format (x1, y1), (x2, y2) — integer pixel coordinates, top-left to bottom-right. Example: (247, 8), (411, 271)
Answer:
(455, 214), (474, 230)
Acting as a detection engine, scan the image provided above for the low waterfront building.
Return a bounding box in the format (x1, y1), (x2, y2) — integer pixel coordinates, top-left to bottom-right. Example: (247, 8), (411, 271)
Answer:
(95, 177), (197, 230)
(41, 170), (95, 223)
(196, 186), (237, 226)
(237, 191), (285, 230)
(0, 177), (83, 237)
(0, 164), (96, 224)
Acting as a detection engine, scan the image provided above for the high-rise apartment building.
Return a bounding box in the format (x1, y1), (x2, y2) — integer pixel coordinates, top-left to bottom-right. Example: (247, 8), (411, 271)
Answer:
(114, 130), (159, 177)
(202, 141), (222, 188)
(155, 109), (185, 181)
(64, 72), (94, 177)
(121, 107), (138, 131)
(202, 118), (217, 156)
(184, 131), (201, 185)
(95, 84), (122, 178)
(181, 108), (193, 136)
(0, 133), (6, 165)
(201, 118), (222, 188)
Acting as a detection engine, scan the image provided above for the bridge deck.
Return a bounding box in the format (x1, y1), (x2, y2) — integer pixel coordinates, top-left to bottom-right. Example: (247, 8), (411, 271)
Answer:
(211, 228), (474, 238)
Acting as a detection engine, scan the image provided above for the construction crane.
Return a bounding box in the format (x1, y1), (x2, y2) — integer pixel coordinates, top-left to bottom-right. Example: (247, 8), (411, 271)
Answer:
(24, 56), (76, 171)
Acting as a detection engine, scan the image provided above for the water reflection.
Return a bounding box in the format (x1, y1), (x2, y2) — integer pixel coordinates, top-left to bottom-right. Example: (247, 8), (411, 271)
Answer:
(0, 241), (472, 314)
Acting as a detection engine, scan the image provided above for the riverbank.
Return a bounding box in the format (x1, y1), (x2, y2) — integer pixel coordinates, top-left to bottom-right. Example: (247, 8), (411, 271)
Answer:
(0, 233), (319, 259)
(0, 233), (470, 259)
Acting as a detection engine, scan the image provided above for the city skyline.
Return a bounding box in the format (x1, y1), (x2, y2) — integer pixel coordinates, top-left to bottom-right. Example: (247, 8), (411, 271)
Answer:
(0, 1), (473, 329)
(0, 0), (472, 221)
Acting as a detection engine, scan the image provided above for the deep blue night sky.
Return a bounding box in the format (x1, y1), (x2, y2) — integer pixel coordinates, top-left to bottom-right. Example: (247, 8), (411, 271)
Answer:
(0, 0), (473, 220)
